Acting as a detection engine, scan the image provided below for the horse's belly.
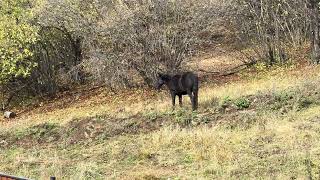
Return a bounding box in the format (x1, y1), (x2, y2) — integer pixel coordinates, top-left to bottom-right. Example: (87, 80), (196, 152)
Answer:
(177, 91), (187, 95)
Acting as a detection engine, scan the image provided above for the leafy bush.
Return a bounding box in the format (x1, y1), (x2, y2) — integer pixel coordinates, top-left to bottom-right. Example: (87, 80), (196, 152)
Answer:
(296, 97), (314, 111)
(0, 0), (38, 83)
(270, 91), (294, 111)
(221, 96), (232, 108)
(174, 109), (198, 127)
(234, 98), (250, 110)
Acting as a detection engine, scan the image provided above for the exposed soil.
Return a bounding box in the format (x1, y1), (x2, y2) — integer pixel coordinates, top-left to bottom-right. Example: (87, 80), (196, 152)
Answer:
(0, 113), (169, 149)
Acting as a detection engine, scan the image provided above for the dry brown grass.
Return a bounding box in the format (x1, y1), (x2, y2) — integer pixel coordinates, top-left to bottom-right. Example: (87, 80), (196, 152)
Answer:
(2, 54), (320, 179)
(4, 64), (319, 131)
(2, 105), (320, 179)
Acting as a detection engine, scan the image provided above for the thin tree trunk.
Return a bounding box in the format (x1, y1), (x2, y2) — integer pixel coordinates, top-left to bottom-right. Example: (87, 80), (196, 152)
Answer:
(310, 0), (320, 64)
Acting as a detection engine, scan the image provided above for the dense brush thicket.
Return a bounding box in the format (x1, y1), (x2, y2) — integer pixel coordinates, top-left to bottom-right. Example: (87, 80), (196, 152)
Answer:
(233, 0), (311, 64)
(0, 0), (319, 108)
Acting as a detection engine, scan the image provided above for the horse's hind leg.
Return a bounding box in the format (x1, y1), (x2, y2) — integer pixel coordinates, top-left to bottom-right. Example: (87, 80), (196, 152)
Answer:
(193, 90), (198, 110)
(192, 75), (199, 110)
(187, 90), (195, 110)
(179, 95), (183, 107)
(171, 92), (176, 110)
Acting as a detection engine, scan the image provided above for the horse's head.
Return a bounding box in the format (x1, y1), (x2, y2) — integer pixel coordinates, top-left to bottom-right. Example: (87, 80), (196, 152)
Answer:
(155, 73), (170, 90)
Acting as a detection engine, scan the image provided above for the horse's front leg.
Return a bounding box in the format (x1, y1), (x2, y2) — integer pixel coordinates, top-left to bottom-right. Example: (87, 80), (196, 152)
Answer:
(179, 95), (183, 107)
(171, 92), (176, 110)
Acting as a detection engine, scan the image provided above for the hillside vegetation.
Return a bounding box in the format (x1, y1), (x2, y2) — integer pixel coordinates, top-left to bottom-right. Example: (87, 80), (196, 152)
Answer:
(1, 61), (320, 179)
(2, 0), (320, 179)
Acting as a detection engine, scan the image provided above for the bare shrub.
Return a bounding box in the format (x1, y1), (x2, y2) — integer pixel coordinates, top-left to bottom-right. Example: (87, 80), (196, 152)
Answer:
(85, 0), (222, 88)
(231, 0), (311, 65)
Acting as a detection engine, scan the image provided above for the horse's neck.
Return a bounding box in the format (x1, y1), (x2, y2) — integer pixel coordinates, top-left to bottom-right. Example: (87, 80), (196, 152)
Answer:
(165, 81), (173, 90)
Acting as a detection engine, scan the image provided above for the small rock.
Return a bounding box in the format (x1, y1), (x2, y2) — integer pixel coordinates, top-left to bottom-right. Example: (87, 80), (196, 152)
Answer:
(4, 111), (16, 119)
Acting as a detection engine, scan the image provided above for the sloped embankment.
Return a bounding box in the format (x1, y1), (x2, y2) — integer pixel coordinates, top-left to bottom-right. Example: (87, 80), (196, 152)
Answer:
(0, 114), (169, 149)
(2, 74), (320, 149)
(2, 68), (320, 179)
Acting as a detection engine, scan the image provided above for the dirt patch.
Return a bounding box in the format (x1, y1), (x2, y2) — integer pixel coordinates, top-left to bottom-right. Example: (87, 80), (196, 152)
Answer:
(0, 123), (61, 148)
(0, 113), (168, 149)
(66, 114), (170, 145)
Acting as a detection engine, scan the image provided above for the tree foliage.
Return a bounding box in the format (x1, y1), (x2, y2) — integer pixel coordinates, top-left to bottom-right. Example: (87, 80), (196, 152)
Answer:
(0, 0), (38, 83)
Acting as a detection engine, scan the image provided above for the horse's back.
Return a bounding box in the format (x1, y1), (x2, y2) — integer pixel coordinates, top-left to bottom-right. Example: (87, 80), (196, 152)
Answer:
(181, 72), (198, 90)
(184, 72), (198, 80)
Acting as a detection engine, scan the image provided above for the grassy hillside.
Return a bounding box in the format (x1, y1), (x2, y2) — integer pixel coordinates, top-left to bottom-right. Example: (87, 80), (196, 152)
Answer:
(1, 63), (320, 179)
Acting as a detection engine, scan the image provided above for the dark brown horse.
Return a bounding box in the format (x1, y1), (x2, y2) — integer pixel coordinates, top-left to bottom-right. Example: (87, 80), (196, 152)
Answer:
(155, 72), (199, 110)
